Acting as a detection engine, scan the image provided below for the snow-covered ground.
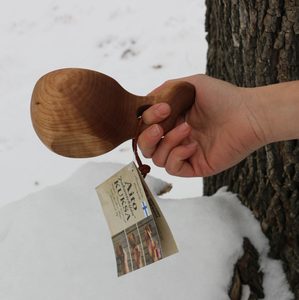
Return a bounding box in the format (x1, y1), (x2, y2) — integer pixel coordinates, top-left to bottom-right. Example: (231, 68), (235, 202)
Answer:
(0, 0), (294, 299)
(0, 0), (206, 207)
(0, 163), (293, 299)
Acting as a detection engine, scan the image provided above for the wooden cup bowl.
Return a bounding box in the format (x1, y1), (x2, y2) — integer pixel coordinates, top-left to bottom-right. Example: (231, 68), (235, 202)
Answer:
(31, 68), (195, 158)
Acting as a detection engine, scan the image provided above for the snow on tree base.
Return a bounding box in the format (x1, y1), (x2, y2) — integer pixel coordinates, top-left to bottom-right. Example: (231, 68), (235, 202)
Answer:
(0, 162), (293, 300)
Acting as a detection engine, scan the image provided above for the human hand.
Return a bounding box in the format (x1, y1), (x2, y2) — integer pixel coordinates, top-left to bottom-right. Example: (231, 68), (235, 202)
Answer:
(138, 74), (267, 177)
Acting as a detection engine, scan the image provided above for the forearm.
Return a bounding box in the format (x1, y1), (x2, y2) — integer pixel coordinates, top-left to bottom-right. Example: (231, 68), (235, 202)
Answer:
(247, 81), (299, 144)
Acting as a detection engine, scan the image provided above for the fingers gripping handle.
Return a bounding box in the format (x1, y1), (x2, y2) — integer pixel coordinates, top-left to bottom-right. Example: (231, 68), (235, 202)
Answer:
(141, 81), (196, 134)
(133, 81), (195, 177)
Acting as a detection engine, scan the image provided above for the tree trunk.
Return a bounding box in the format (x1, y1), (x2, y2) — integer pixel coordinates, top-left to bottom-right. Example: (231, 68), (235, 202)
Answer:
(204, 0), (299, 298)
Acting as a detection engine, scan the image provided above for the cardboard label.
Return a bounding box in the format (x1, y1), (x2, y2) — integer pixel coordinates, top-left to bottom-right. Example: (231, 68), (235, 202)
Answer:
(96, 162), (178, 276)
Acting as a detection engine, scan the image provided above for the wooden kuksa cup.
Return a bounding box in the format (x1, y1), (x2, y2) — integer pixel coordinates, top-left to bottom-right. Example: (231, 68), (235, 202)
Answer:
(31, 68), (195, 158)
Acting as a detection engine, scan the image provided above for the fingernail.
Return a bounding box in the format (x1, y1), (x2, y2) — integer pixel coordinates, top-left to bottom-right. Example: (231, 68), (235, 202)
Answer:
(149, 124), (161, 137)
(178, 122), (190, 132)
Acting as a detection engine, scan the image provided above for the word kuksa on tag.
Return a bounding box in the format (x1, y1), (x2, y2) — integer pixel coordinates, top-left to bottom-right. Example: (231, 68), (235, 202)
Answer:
(96, 162), (178, 276)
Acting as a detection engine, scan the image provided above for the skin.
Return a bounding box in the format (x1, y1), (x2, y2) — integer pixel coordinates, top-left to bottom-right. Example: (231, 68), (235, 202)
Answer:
(138, 75), (299, 177)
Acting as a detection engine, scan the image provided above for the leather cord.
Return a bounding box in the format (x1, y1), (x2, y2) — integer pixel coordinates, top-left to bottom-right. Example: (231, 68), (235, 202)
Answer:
(132, 117), (151, 178)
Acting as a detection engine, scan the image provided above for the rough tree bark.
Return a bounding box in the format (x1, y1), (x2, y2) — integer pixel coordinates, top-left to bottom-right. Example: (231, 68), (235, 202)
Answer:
(204, 1), (299, 299)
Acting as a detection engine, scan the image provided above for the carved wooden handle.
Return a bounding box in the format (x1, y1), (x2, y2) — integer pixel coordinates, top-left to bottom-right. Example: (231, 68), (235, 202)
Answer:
(145, 80), (195, 133)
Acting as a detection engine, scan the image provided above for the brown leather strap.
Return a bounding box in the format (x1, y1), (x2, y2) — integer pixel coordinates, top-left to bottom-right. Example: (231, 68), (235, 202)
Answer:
(132, 117), (151, 178)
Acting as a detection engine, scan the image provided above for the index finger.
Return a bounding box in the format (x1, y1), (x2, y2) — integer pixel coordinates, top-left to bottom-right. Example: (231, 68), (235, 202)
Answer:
(142, 103), (171, 125)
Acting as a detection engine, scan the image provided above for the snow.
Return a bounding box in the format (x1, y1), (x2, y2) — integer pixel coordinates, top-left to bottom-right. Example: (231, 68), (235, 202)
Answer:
(0, 162), (293, 299)
(0, 0), (294, 298)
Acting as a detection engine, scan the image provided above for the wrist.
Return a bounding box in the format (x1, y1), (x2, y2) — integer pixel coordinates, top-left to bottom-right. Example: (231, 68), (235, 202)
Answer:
(249, 82), (299, 143)
(238, 87), (270, 148)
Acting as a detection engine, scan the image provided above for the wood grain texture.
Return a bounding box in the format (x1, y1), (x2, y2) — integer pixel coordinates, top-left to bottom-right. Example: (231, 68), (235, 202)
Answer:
(31, 68), (195, 158)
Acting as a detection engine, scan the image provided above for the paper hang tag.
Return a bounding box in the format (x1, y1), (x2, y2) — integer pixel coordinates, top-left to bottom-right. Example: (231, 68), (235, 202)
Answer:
(96, 162), (178, 277)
